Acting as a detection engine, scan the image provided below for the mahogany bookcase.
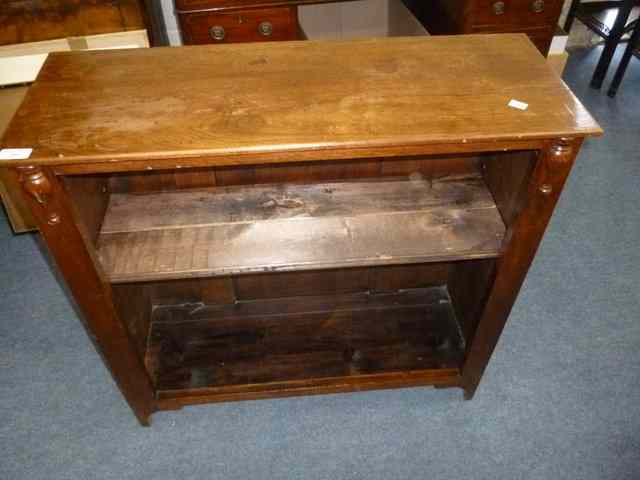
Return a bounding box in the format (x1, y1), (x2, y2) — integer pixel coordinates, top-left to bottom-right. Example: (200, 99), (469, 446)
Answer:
(0, 35), (601, 425)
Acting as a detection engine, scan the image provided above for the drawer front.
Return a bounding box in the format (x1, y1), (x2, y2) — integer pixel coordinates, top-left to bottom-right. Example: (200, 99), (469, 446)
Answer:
(472, 0), (560, 28)
(178, 7), (298, 45)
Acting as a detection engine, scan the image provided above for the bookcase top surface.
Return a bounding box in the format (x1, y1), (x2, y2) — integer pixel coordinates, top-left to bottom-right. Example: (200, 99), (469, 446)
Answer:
(1, 34), (601, 167)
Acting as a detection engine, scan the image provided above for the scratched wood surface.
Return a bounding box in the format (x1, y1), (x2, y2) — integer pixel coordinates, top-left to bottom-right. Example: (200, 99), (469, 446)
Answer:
(147, 286), (464, 392)
(0, 35), (601, 167)
(98, 174), (505, 282)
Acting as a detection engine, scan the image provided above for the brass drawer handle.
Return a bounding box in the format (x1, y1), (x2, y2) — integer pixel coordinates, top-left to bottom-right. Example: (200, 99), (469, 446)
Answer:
(531, 0), (545, 13)
(492, 1), (506, 15)
(258, 21), (273, 36)
(209, 25), (225, 41)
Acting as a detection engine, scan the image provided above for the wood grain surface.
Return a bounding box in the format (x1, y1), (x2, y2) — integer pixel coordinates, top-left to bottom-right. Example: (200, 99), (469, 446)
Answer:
(147, 286), (464, 393)
(98, 174), (505, 282)
(0, 35), (601, 167)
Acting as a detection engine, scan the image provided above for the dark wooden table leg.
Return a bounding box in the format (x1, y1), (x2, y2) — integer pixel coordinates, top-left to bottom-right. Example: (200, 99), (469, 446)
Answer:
(461, 138), (583, 399)
(10, 166), (157, 425)
(564, 0), (581, 32)
(607, 19), (640, 96)
(590, 0), (636, 89)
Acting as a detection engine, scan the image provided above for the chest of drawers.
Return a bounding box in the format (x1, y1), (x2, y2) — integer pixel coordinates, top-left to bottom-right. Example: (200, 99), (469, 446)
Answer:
(176, 0), (301, 44)
(404, 0), (564, 53)
(0, 35), (600, 424)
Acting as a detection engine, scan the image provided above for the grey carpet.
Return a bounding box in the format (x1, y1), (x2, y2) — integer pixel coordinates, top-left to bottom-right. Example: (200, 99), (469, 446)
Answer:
(1, 45), (639, 480)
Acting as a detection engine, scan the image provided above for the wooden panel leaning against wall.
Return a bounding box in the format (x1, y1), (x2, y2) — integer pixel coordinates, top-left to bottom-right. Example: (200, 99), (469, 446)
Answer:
(0, 0), (145, 45)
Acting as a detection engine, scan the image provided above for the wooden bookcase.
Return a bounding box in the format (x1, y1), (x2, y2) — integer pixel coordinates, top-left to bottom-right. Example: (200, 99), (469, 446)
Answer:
(0, 35), (601, 425)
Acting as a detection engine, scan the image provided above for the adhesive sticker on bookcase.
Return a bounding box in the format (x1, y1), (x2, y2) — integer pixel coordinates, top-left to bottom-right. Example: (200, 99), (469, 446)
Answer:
(0, 148), (33, 160)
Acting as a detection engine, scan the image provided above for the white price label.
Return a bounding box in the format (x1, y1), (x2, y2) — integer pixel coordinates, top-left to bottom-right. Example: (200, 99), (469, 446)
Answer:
(0, 148), (33, 160)
(508, 99), (529, 111)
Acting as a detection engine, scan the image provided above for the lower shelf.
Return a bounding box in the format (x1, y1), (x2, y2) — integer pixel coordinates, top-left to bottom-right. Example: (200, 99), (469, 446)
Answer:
(147, 286), (465, 401)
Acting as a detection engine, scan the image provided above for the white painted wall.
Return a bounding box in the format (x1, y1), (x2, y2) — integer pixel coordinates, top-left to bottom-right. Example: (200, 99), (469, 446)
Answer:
(299, 0), (426, 39)
(300, 0), (389, 40)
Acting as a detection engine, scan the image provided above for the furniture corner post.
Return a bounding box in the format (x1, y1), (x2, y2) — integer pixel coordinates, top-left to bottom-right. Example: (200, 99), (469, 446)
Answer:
(13, 165), (157, 425)
(563, 0), (580, 32)
(461, 137), (584, 399)
(589, 0), (636, 89)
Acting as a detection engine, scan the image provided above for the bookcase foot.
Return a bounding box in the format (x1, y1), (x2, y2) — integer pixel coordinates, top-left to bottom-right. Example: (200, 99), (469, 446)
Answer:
(463, 387), (476, 401)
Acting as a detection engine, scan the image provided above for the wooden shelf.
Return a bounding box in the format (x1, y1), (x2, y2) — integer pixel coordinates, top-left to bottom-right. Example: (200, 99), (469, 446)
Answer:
(147, 286), (464, 397)
(98, 174), (505, 283)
